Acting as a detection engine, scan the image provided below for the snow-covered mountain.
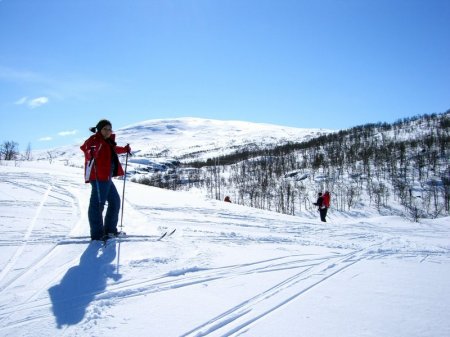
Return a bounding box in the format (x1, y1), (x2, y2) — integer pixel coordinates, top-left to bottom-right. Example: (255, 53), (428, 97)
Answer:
(117, 117), (332, 160)
(36, 117), (333, 165)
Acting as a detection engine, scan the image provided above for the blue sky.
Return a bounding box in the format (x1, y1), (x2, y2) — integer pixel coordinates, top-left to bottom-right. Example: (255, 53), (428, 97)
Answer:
(0, 0), (449, 151)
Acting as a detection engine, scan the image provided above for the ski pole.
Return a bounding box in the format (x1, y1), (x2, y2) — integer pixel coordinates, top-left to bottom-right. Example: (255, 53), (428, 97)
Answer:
(119, 145), (130, 231)
(90, 146), (105, 238)
(90, 146), (102, 207)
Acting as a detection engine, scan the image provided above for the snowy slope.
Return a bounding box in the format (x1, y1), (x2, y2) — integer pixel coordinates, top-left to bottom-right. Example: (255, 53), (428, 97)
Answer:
(34, 117), (332, 165)
(0, 161), (449, 337)
(118, 117), (330, 160)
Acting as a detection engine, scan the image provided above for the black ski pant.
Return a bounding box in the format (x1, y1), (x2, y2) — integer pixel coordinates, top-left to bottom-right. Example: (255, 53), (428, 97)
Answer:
(319, 208), (328, 222)
(88, 180), (120, 240)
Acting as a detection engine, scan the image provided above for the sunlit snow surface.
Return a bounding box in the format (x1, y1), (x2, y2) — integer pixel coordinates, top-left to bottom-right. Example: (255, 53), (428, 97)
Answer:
(0, 161), (449, 337)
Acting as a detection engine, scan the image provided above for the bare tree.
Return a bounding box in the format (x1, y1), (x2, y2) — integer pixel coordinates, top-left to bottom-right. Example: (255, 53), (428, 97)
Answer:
(1, 141), (19, 160)
(24, 142), (33, 161)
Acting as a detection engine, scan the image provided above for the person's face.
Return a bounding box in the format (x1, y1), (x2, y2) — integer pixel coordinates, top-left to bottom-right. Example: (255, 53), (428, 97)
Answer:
(101, 125), (112, 139)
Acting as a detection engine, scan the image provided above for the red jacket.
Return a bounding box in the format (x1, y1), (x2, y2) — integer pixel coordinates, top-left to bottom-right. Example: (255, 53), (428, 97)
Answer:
(80, 132), (128, 182)
(323, 192), (330, 208)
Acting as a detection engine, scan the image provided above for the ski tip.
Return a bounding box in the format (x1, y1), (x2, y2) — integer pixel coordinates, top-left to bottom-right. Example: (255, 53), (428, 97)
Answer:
(157, 228), (176, 241)
(157, 232), (168, 241)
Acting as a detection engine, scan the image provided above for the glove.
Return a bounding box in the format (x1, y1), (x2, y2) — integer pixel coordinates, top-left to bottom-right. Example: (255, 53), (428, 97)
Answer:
(124, 144), (131, 154)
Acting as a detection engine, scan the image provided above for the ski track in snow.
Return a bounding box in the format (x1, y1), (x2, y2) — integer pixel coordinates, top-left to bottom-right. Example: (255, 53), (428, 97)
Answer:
(175, 240), (399, 337)
(0, 165), (449, 337)
(178, 252), (364, 337)
(0, 183), (53, 283)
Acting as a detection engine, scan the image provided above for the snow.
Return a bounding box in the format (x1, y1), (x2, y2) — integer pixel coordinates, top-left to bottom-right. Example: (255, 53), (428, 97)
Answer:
(33, 117), (333, 166)
(118, 117), (331, 160)
(0, 161), (449, 337)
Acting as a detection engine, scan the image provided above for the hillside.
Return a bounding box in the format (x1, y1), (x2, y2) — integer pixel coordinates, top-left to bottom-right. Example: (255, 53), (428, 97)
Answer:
(131, 112), (450, 220)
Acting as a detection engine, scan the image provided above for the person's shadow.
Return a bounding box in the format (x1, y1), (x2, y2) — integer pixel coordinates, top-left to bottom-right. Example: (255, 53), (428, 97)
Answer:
(48, 241), (121, 328)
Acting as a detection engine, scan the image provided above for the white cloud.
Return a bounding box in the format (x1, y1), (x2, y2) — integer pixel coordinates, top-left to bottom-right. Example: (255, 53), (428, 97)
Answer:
(28, 96), (49, 108)
(14, 96), (50, 108)
(39, 136), (53, 142)
(58, 129), (78, 137)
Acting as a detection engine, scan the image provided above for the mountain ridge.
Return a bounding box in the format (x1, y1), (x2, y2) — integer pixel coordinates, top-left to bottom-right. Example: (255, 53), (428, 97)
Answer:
(35, 117), (334, 163)
(117, 117), (334, 160)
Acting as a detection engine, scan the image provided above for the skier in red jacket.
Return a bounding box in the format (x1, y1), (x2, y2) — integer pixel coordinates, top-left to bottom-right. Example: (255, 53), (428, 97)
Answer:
(313, 192), (329, 222)
(80, 119), (131, 240)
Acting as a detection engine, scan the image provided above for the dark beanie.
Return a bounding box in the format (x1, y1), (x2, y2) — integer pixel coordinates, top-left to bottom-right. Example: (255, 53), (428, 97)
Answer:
(90, 119), (112, 133)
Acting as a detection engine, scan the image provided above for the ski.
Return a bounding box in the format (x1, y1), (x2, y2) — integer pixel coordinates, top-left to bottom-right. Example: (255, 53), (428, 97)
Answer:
(157, 228), (176, 241)
(58, 230), (176, 246)
(157, 232), (168, 241)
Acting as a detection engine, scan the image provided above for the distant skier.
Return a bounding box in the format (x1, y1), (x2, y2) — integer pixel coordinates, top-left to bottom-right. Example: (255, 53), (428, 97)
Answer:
(80, 119), (131, 241)
(224, 196), (232, 203)
(313, 192), (327, 222)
